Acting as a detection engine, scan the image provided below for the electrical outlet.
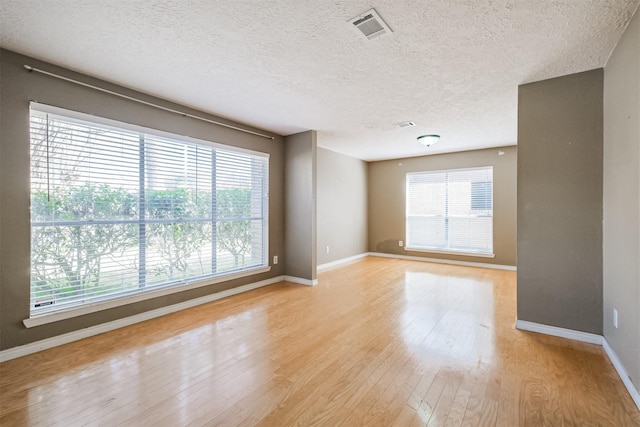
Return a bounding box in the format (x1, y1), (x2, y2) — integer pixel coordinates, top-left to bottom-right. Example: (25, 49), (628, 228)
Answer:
(613, 308), (618, 328)
(273, 255), (278, 265)
(399, 240), (403, 247)
(325, 246), (330, 253)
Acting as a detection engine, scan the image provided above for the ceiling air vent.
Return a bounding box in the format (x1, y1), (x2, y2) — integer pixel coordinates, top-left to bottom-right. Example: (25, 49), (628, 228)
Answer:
(396, 121), (415, 128)
(349, 9), (392, 40)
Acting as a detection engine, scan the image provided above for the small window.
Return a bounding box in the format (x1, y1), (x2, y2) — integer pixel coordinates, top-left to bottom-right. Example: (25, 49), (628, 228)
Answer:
(29, 104), (269, 315)
(406, 166), (493, 256)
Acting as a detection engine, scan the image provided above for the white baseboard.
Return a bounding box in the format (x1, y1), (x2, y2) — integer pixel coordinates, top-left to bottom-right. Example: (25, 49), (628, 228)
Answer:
(317, 253), (369, 271)
(283, 275), (318, 286)
(515, 319), (603, 345)
(515, 319), (639, 411)
(368, 252), (517, 271)
(0, 276), (283, 363)
(603, 338), (640, 409)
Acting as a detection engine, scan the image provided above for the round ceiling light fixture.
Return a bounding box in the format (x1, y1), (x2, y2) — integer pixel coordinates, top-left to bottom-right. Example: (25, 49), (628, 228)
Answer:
(417, 134), (440, 147)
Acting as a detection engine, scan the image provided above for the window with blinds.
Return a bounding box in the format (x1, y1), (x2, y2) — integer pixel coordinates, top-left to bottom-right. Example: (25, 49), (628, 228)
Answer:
(406, 167), (493, 256)
(29, 104), (269, 315)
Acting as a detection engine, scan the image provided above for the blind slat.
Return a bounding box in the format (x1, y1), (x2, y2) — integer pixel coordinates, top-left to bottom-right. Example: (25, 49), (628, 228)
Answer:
(406, 167), (493, 254)
(30, 106), (269, 315)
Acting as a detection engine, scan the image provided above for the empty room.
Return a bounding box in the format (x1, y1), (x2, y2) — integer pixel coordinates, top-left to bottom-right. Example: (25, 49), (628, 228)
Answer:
(1, 1), (639, 425)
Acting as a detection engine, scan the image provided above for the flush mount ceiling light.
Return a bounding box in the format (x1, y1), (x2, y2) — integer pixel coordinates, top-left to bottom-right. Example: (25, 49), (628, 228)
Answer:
(417, 134), (440, 147)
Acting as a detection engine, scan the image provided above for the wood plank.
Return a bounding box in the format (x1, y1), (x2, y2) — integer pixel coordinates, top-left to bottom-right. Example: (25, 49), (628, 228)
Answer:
(1, 258), (638, 426)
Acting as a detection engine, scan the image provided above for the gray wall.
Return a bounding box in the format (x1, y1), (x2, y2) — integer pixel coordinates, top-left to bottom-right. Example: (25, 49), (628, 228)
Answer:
(368, 146), (517, 266)
(603, 9), (640, 391)
(284, 131), (317, 281)
(517, 69), (603, 334)
(0, 49), (285, 351)
(317, 148), (368, 265)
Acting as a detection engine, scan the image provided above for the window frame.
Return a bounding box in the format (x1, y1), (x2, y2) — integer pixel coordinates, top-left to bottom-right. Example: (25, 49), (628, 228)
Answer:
(26, 103), (270, 326)
(405, 166), (494, 258)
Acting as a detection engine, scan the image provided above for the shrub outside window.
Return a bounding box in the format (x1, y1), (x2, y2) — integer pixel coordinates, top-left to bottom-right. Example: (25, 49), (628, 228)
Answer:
(29, 104), (269, 315)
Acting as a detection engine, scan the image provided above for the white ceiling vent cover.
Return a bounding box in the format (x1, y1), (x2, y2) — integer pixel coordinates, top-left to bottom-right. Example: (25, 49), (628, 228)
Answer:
(396, 121), (415, 128)
(349, 9), (392, 40)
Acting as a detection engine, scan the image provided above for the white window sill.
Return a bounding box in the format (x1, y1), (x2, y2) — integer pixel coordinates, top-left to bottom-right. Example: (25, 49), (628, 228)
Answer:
(404, 247), (495, 258)
(24, 265), (271, 328)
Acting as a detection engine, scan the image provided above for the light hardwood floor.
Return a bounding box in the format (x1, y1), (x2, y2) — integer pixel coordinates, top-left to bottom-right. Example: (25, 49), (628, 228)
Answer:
(1, 258), (639, 426)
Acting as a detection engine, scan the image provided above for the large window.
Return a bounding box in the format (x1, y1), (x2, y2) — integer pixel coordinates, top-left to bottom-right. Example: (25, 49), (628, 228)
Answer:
(29, 104), (269, 315)
(406, 167), (493, 256)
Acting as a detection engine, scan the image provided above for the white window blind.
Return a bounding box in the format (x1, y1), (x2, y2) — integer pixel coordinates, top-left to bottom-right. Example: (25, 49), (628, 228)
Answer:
(406, 167), (493, 256)
(29, 104), (269, 315)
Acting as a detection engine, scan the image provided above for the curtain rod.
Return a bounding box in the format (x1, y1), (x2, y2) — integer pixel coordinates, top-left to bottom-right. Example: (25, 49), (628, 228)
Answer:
(23, 64), (275, 140)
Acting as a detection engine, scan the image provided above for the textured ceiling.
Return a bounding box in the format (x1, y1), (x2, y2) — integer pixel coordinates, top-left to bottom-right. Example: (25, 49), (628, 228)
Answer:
(1, 1), (638, 161)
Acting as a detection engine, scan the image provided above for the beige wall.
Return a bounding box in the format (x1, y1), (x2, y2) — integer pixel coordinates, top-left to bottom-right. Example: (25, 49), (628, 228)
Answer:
(0, 49), (286, 351)
(603, 8), (640, 390)
(317, 148), (368, 265)
(368, 146), (517, 267)
(517, 69), (603, 335)
(284, 131), (317, 281)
